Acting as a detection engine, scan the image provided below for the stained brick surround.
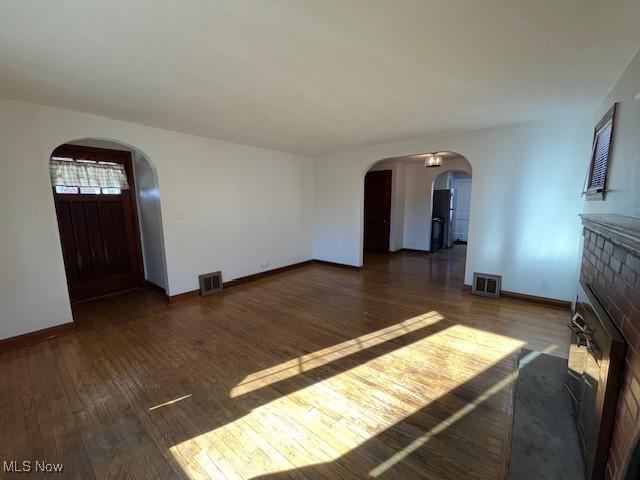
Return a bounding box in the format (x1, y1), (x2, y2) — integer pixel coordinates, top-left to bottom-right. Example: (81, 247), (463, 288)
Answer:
(580, 214), (640, 480)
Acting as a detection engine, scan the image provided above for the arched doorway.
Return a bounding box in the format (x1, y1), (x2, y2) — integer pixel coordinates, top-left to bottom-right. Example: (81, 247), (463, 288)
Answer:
(431, 169), (472, 253)
(361, 151), (472, 283)
(362, 152), (471, 253)
(49, 138), (167, 302)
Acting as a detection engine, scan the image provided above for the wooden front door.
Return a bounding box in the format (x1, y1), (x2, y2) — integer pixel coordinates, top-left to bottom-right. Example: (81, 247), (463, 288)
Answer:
(364, 169), (392, 253)
(52, 145), (144, 301)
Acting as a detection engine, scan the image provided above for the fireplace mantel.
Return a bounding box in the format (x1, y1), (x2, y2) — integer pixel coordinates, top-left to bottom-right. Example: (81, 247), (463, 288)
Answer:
(580, 214), (640, 256)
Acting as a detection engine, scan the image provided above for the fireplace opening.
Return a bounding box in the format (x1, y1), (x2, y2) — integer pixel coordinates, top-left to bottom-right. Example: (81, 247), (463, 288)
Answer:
(579, 215), (640, 480)
(567, 280), (626, 479)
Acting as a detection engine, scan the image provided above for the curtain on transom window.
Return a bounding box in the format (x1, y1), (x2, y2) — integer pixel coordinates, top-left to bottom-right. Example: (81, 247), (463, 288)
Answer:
(50, 157), (130, 189)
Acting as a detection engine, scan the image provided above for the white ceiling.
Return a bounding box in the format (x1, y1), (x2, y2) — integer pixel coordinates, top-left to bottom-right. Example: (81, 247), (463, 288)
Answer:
(2, 1), (639, 155)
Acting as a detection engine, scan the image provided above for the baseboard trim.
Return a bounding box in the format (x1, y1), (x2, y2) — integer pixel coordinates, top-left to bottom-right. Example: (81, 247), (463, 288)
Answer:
(224, 260), (314, 288)
(167, 289), (199, 304)
(312, 259), (362, 270)
(0, 322), (75, 352)
(145, 280), (166, 296)
(167, 260), (316, 304)
(501, 290), (571, 309)
(167, 259), (367, 303)
(392, 248), (430, 254)
(463, 284), (570, 309)
(72, 285), (144, 304)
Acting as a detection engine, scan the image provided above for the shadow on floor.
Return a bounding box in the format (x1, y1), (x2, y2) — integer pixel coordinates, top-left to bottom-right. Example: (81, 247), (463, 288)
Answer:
(509, 350), (584, 480)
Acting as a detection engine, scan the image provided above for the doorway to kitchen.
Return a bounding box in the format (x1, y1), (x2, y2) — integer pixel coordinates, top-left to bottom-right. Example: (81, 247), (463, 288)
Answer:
(431, 170), (472, 254)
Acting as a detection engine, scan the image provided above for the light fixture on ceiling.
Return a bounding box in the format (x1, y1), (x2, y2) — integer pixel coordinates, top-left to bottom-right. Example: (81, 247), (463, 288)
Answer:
(424, 153), (443, 168)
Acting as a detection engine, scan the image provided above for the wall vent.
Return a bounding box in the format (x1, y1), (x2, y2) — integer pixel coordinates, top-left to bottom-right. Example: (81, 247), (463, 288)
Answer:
(199, 271), (223, 296)
(472, 273), (502, 298)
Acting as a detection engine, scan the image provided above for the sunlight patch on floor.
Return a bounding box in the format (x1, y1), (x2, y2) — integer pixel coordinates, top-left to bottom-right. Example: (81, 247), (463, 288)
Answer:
(149, 394), (192, 411)
(170, 322), (526, 479)
(370, 345), (557, 476)
(230, 311), (445, 398)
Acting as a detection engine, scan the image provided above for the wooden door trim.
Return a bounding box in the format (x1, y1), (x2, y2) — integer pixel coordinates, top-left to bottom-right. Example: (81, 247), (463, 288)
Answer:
(52, 144), (145, 301)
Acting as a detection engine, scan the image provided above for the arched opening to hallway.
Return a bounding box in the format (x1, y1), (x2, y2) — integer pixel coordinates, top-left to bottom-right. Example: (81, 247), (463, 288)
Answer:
(431, 169), (472, 252)
(49, 138), (167, 304)
(361, 151), (472, 287)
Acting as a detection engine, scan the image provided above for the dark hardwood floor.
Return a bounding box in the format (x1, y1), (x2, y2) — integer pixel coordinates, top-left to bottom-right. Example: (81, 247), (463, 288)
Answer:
(0, 246), (570, 479)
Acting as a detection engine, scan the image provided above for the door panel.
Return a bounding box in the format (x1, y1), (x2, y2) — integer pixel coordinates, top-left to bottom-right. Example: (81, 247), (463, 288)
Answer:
(52, 145), (144, 301)
(70, 201), (94, 282)
(364, 170), (392, 253)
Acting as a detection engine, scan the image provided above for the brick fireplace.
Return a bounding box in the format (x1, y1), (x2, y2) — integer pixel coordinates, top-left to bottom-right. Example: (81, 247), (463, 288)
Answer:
(580, 214), (640, 480)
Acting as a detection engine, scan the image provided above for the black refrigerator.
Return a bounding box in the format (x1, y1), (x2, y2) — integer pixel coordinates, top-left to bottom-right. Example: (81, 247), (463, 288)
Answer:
(431, 189), (454, 252)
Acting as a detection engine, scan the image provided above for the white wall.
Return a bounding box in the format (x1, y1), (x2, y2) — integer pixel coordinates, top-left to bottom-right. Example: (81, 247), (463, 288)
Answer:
(402, 163), (431, 251)
(434, 171), (454, 190)
(313, 117), (591, 301)
(454, 174), (472, 242)
(0, 98), (314, 340)
(391, 163), (406, 252)
(582, 48), (640, 217)
(133, 152), (168, 290)
(402, 159), (472, 251)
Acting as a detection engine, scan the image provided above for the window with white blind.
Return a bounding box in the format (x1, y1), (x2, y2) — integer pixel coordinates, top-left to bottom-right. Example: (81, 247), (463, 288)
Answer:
(585, 104), (616, 199)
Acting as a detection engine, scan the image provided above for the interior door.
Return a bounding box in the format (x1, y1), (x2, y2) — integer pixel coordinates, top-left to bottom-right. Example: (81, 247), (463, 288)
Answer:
(52, 145), (144, 301)
(364, 170), (392, 253)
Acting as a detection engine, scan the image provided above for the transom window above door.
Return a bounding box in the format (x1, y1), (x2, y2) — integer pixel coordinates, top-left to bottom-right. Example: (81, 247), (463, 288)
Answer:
(50, 155), (130, 195)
